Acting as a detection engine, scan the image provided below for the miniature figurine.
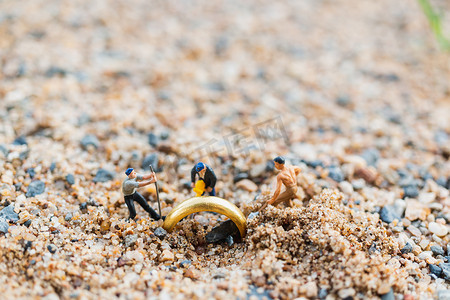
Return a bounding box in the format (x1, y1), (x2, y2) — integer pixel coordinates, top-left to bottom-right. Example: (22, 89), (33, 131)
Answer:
(122, 168), (162, 220)
(191, 162), (217, 196)
(258, 156), (301, 212)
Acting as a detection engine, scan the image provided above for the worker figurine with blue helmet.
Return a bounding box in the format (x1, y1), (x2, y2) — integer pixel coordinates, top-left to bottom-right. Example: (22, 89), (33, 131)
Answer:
(122, 168), (162, 220)
(191, 162), (217, 196)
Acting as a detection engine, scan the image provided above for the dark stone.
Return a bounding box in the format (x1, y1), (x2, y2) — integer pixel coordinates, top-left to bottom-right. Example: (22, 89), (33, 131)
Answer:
(148, 133), (159, 147)
(439, 263), (450, 281)
(142, 153), (159, 171)
(80, 202), (88, 211)
(159, 130), (170, 141)
(403, 185), (419, 199)
(24, 220), (32, 227)
(181, 180), (192, 190)
(328, 166), (344, 182)
(0, 220), (8, 233)
(93, 169), (115, 183)
(65, 213), (73, 222)
(361, 148), (380, 166)
(306, 160), (324, 168)
(368, 242), (379, 254)
(431, 245), (445, 257)
(14, 182), (22, 191)
(429, 264), (443, 277)
(0, 204), (19, 222)
(124, 234), (138, 248)
(12, 136), (27, 146)
(401, 242), (413, 254)
(226, 235), (234, 246)
(80, 135), (99, 150)
(436, 177), (447, 188)
(206, 220), (240, 243)
(233, 173), (249, 183)
(47, 244), (57, 254)
(66, 174), (75, 185)
(380, 288), (395, 300)
(50, 162), (56, 172)
(26, 181), (45, 197)
(380, 205), (400, 223)
(45, 66), (67, 77)
(265, 160), (275, 172)
(318, 288), (328, 299)
(179, 260), (191, 268)
(336, 95), (351, 107)
(154, 227), (167, 240)
(27, 168), (35, 178)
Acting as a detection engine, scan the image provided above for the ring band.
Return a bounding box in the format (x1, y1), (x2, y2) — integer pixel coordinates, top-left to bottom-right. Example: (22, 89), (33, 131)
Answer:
(162, 196), (247, 238)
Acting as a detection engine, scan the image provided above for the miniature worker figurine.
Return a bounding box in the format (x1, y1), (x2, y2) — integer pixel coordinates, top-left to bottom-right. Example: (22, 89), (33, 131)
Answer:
(122, 168), (162, 220)
(259, 156), (301, 212)
(191, 162), (217, 196)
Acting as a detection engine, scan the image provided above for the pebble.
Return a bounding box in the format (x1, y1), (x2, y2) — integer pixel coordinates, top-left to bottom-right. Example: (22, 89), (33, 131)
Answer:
(161, 250), (174, 262)
(0, 204), (19, 222)
(351, 179), (365, 190)
(64, 213), (73, 221)
(380, 288), (394, 300)
(65, 174), (75, 185)
(429, 264), (443, 277)
(0, 220), (9, 233)
(142, 153), (159, 171)
(47, 244), (57, 254)
(235, 179), (258, 192)
(361, 148), (380, 166)
(179, 260), (191, 268)
(206, 220), (240, 243)
(248, 212), (259, 220)
(431, 245), (445, 257)
(401, 242), (413, 254)
(154, 227), (167, 239)
(25, 181), (45, 197)
(338, 288), (355, 299)
(184, 268), (198, 280)
(403, 185), (419, 199)
(226, 235), (234, 246)
(405, 200), (429, 221)
(12, 136), (27, 146)
(250, 163), (266, 178)
(380, 206), (400, 223)
(338, 181), (353, 195)
(124, 234), (138, 248)
(233, 172), (249, 183)
(93, 169), (115, 183)
(429, 222), (448, 237)
(318, 288), (328, 299)
(407, 225), (422, 237)
(148, 132), (159, 147)
(439, 263), (450, 281)
(327, 166), (344, 182)
(80, 135), (100, 150)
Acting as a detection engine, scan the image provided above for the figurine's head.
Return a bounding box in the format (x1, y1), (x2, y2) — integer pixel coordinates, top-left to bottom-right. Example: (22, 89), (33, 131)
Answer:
(125, 168), (136, 178)
(196, 162), (206, 177)
(273, 156), (285, 170)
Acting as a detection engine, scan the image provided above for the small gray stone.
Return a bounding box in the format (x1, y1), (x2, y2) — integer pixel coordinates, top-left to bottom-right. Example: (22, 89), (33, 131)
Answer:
(179, 260), (191, 268)
(380, 288), (394, 300)
(226, 235), (234, 246)
(124, 234), (138, 248)
(0, 204), (19, 222)
(318, 288), (328, 299)
(248, 212), (259, 220)
(80, 135), (99, 150)
(93, 169), (115, 183)
(401, 242), (413, 254)
(47, 244), (57, 254)
(429, 264), (443, 277)
(328, 166), (344, 182)
(206, 220), (240, 243)
(431, 245), (445, 256)
(148, 133), (159, 147)
(65, 213), (73, 222)
(142, 153), (159, 171)
(439, 263), (450, 281)
(403, 185), (419, 199)
(380, 205), (400, 223)
(26, 181), (45, 197)
(361, 148), (380, 166)
(0, 220), (9, 233)
(65, 174), (75, 185)
(154, 227), (167, 239)
(23, 220), (32, 227)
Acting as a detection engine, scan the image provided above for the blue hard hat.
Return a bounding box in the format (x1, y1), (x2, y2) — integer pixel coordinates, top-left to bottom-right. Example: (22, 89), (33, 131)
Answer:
(196, 162), (205, 172)
(125, 168), (134, 176)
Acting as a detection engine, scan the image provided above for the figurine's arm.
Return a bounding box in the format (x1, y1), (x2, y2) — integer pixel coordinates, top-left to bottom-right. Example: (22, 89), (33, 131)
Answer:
(268, 176), (283, 205)
(142, 172), (156, 180)
(191, 167), (197, 187)
(294, 166), (301, 175)
(209, 168), (217, 188)
(138, 177), (157, 187)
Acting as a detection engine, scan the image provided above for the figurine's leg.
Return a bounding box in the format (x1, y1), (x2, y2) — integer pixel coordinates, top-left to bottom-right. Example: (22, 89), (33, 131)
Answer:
(271, 189), (293, 207)
(125, 195), (137, 219)
(134, 192), (161, 220)
(208, 187), (216, 196)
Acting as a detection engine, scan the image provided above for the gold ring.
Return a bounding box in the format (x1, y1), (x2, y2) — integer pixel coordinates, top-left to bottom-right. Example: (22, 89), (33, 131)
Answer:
(162, 196), (247, 238)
